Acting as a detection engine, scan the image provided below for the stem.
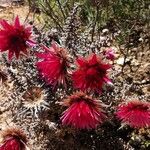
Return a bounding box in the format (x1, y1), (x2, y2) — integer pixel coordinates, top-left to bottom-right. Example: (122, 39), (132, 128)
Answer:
(56, 0), (66, 20)
(41, 1), (64, 32)
(91, 5), (99, 42)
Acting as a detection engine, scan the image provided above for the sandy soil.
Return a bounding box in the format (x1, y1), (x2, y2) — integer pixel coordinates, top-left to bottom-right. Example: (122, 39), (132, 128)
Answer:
(0, 2), (41, 26)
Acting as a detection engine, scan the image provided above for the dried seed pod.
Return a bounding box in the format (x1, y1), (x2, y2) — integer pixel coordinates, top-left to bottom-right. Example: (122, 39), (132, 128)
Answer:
(15, 84), (53, 119)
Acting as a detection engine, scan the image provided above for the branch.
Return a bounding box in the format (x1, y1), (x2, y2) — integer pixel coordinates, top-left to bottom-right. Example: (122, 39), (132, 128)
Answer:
(56, 0), (66, 20)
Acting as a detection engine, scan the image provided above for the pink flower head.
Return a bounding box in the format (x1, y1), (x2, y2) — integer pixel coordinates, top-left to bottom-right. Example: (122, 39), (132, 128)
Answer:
(0, 16), (35, 60)
(116, 100), (150, 128)
(72, 54), (112, 93)
(0, 128), (28, 150)
(36, 42), (69, 87)
(61, 92), (106, 129)
(103, 48), (115, 61)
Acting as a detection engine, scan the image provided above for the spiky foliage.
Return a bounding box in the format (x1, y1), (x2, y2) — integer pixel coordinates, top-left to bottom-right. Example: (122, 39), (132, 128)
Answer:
(0, 67), (7, 84)
(0, 77), (18, 114)
(0, 54), (55, 120)
(62, 4), (80, 52)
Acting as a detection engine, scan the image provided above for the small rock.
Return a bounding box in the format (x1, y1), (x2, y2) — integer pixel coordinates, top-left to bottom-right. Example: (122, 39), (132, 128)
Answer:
(117, 57), (125, 65)
(102, 28), (109, 33)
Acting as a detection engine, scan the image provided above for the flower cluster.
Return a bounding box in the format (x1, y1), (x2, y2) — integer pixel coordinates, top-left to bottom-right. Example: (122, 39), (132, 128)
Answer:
(0, 15), (149, 140)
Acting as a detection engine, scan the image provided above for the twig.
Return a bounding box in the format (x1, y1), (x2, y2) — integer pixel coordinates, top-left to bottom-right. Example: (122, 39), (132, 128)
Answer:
(44, 1), (64, 32)
(24, 7), (31, 23)
(56, 0), (66, 20)
(91, 5), (99, 42)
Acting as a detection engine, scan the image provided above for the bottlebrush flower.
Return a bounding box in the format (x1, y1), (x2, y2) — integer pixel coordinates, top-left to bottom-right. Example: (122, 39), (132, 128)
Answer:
(0, 128), (28, 150)
(0, 16), (35, 60)
(61, 92), (106, 129)
(103, 48), (115, 61)
(36, 42), (69, 87)
(116, 100), (150, 128)
(72, 54), (112, 93)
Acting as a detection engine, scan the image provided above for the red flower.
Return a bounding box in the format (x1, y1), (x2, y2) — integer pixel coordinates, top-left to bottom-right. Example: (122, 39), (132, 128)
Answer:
(103, 48), (115, 61)
(0, 128), (28, 150)
(61, 92), (106, 129)
(0, 16), (35, 60)
(72, 54), (112, 93)
(36, 42), (69, 87)
(116, 100), (150, 128)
